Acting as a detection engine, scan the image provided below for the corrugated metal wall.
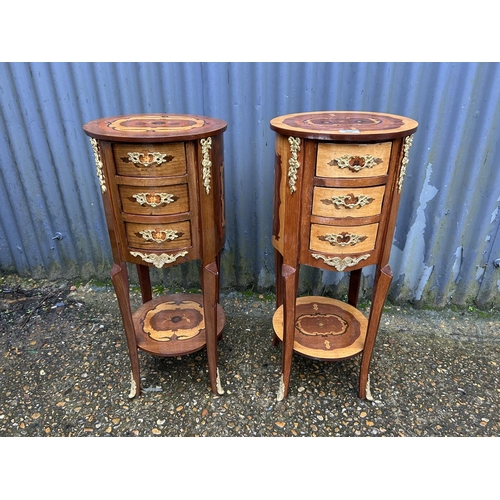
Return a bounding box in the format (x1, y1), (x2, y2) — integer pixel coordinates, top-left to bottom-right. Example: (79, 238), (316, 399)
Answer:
(1, 62), (499, 308)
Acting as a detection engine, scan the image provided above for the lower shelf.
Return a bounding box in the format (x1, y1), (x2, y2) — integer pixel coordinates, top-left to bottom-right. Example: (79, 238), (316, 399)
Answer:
(132, 293), (225, 357)
(272, 296), (367, 361)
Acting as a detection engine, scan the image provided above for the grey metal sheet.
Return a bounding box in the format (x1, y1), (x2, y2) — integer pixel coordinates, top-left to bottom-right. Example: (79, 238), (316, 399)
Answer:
(1, 62), (499, 307)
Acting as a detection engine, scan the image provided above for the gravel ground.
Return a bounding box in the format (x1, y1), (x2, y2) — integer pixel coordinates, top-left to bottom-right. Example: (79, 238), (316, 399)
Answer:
(1, 275), (499, 440)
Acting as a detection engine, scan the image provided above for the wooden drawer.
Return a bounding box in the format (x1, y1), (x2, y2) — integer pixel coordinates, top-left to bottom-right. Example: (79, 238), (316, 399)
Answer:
(316, 142), (392, 178)
(310, 223), (378, 254)
(126, 220), (191, 250)
(312, 186), (385, 218)
(119, 184), (189, 215)
(113, 142), (186, 177)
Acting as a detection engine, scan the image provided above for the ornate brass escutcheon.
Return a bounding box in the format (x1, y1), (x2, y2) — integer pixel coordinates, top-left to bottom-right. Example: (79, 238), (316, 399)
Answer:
(133, 192), (175, 207)
(130, 251), (188, 268)
(126, 151), (170, 167)
(139, 229), (179, 243)
(319, 232), (368, 247)
(311, 253), (370, 271)
(325, 193), (374, 209)
(328, 154), (383, 172)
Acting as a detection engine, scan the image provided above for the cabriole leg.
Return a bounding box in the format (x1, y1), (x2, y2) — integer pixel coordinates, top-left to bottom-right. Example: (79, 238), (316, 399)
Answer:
(136, 263), (152, 304)
(273, 249), (284, 346)
(277, 263), (299, 401)
(358, 264), (393, 399)
(202, 261), (224, 395)
(348, 268), (362, 308)
(111, 262), (141, 398)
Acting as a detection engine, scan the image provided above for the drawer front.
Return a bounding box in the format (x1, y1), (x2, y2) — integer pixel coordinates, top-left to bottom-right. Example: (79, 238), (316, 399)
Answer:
(113, 142), (186, 177)
(310, 223), (378, 254)
(126, 221), (191, 250)
(312, 186), (385, 218)
(119, 184), (189, 215)
(316, 142), (392, 178)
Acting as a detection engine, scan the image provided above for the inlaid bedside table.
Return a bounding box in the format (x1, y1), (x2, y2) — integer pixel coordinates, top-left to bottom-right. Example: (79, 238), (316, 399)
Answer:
(83, 114), (227, 397)
(270, 111), (418, 400)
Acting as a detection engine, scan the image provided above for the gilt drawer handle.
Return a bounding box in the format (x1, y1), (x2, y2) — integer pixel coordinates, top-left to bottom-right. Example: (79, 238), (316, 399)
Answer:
(133, 192), (175, 207)
(319, 232), (368, 247)
(139, 229), (180, 243)
(323, 193), (374, 209)
(125, 151), (171, 168)
(312, 253), (370, 271)
(130, 251), (188, 268)
(328, 154), (382, 172)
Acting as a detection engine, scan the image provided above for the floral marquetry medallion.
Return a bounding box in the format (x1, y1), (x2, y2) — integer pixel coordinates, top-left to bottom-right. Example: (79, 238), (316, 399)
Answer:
(272, 296), (368, 361)
(296, 311), (348, 337)
(83, 114), (226, 141)
(270, 111), (417, 141)
(142, 298), (205, 342)
(133, 294), (226, 357)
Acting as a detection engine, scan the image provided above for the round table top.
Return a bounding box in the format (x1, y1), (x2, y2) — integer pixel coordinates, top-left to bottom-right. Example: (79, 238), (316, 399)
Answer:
(270, 111), (418, 141)
(83, 113), (227, 142)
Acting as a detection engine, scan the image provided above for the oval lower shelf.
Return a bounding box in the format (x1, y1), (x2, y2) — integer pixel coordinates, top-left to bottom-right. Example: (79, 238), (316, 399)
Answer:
(133, 293), (225, 357)
(272, 296), (367, 361)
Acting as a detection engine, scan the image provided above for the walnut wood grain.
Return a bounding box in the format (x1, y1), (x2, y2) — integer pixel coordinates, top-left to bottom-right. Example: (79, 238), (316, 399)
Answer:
(316, 142), (392, 178)
(133, 294), (225, 357)
(119, 183), (189, 216)
(273, 296), (368, 360)
(136, 264), (152, 304)
(359, 265), (393, 398)
(111, 262), (141, 397)
(113, 142), (187, 177)
(309, 222), (379, 254)
(125, 220), (191, 250)
(270, 111), (418, 141)
(270, 133), (291, 255)
(312, 185), (385, 218)
(83, 114), (227, 142)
